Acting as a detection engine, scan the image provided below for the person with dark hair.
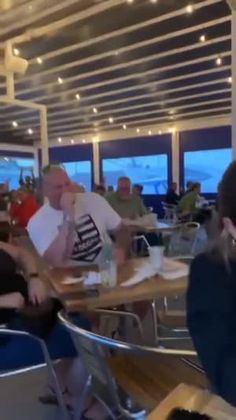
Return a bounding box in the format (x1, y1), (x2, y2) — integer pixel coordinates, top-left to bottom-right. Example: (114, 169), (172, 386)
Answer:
(132, 184), (143, 197)
(94, 184), (106, 196)
(187, 161), (236, 407)
(165, 182), (180, 205)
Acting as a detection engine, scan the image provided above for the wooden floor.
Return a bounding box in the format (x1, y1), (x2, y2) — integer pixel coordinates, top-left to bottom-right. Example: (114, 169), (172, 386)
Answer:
(110, 353), (206, 411)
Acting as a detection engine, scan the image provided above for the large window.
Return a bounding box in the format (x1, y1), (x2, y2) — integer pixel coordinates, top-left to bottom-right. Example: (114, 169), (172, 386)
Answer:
(102, 154), (168, 194)
(63, 160), (92, 192)
(184, 148), (232, 193)
(0, 157), (34, 190)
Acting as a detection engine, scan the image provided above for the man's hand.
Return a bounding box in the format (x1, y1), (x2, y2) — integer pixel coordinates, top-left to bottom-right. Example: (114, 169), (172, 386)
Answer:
(60, 192), (76, 220)
(28, 278), (47, 306)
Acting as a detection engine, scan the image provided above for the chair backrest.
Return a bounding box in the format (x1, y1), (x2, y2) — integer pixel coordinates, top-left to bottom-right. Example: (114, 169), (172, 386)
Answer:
(161, 202), (178, 222)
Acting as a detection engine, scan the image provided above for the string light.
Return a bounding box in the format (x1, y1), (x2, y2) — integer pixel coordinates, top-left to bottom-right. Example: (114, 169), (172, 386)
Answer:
(136, 128), (140, 133)
(186, 4), (193, 13)
(93, 107), (98, 114)
(13, 48), (20, 56)
(150, 0), (158, 3)
(109, 117), (114, 124)
(70, 139), (74, 144)
(127, 0), (134, 3)
(12, 121), (18, 128)
(75, 93), (80, 100)
(27, 128), (33, 135)
(228, 76), (232, 84)
(216, 56), (222, 66)
(57, 137), (62, 143)
(199, 34), (206, 43)
(57, 77), (63, 84)
(148, 130), (152, 136)
(36, 57), (43, 64)
(82, 139), (86, 143)
(158, 130), (162, 135)
(123, 124), (127, 130)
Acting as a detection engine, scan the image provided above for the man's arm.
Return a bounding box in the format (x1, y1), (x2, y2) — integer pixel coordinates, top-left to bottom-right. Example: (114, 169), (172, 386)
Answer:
(44, 220), (75, 266)
(110, 223), (131, 262)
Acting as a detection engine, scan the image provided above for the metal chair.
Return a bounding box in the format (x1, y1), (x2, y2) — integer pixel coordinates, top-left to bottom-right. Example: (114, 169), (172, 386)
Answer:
(168, 222), (200, 257)
(94, 308), (144, 342)
(58, 311), (197, 420)
(161, 202), (178, 223)
(0, 328), (69, 420)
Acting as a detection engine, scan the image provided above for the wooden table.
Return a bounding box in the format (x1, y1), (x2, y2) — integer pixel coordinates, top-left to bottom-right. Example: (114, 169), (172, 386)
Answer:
(148, 383), (236, 420)
(48, 258), (187, 312)
(125, 221), (180, 234)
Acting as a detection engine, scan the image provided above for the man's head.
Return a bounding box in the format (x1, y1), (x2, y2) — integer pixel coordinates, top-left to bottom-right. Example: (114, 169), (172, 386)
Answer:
(42, 166), (71, 209)
(133, 184), (143, 196)
(117, 177), (131, 199)
(191, 182), (201, 194)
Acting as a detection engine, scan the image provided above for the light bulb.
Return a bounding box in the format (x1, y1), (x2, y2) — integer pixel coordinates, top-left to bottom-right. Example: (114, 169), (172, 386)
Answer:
(57, 137), (62, 143)
(186, 4), (193, 13)
(12, 121), (18, 128)
(27, 128), (33, 135)
(37, 57), (43, 64)
(57, 77), (63, 84)
(123, 124), (127, 130)
(109, 117), (114, 124)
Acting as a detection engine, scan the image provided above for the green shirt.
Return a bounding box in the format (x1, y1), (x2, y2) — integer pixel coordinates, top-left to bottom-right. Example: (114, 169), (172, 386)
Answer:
(178, 191), (197, 214)
(106, 192), (147, 219)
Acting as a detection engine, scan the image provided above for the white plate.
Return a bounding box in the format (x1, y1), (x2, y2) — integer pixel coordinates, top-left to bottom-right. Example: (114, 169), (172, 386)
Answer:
(61, 276), (84, 285)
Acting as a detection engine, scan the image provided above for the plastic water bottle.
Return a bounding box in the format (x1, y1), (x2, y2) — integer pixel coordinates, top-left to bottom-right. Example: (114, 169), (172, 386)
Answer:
(99, 242), (117, 288)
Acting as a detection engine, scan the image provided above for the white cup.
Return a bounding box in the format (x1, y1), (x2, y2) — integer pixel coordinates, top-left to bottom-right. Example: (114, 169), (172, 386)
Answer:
(142, 213), (158, 227)
(149, 246), (165, 270)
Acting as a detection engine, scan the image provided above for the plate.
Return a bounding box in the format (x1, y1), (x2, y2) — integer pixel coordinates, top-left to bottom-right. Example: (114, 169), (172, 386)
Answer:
(61, 276), (84, 285)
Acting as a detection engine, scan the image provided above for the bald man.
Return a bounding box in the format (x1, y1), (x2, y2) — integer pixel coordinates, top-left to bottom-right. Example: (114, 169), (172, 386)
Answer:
(27, 166), (127, 267)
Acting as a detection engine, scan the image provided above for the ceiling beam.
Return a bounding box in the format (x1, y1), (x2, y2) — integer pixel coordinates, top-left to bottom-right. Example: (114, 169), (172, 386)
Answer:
(2, 75), (230, 120)
(0, 0), (126, 42)
(14, 101), (231, 138)
(30, 106), (231, 140)
(227, 0), (236, 11)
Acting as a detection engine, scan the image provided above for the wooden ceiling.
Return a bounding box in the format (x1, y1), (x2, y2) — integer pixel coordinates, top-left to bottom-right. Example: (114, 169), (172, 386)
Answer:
(0, 0), (232, 145)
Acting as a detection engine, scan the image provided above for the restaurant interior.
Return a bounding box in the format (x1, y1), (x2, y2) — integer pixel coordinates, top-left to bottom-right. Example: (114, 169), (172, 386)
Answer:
(0, 0), (235, 419)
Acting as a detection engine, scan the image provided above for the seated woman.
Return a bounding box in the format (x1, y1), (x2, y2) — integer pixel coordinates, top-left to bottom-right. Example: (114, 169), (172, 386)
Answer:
(0, 221), (90, 411)
(187, 162), (236, 407)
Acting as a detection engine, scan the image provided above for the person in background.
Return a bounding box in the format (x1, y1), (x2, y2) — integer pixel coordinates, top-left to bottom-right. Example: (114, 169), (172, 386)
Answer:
(165, 182), (180, 206)
(132, 184), (143, 197)
(9, 187), (39, 228)
(187, 161), (236, 407)
(178, 182), (201, 218)
(94, 184), (106, 197)
(28, 166), (128, 268)
(107, 185), (114, 192)
(106, 176), (147, 219)
(19, 168), (36, 194)
(0, 221), (89, 411)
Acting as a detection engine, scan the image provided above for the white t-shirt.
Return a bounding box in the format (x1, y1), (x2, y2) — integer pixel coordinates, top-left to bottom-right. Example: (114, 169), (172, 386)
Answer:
(27, 192), (121, 265)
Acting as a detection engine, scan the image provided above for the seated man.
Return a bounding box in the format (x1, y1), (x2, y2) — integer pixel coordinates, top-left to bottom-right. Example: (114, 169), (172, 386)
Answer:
(178, 183), (201, 219)
(106, 176), (147, 219)
(10, 187), (39, 228)
(28, 166), (128, 267)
